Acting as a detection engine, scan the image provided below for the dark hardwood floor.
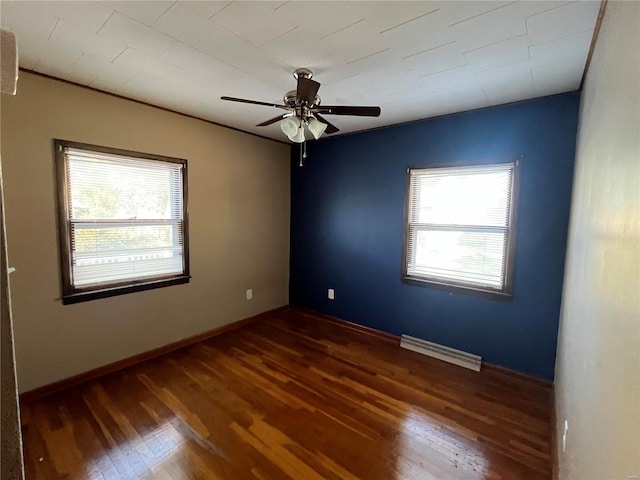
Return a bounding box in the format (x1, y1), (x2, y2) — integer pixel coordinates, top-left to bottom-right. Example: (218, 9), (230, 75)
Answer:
(20, 308), (552, 479)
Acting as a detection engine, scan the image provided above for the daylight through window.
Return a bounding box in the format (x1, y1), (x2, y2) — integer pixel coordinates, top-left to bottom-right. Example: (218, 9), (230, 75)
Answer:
(404, 163), (516, 296)
(56, 140), (189, 304)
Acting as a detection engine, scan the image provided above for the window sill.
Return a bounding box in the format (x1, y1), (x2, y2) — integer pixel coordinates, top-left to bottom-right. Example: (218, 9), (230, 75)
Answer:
(401, 276), (513, 301)
(62, 275), (191, 305)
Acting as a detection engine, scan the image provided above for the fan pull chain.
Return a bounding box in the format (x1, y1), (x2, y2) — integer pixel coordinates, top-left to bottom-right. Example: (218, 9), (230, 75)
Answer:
(299, 141), (308, 167)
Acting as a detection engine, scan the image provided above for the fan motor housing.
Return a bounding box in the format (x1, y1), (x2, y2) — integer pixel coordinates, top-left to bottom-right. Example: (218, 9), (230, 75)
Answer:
(283, 90), (321, 109)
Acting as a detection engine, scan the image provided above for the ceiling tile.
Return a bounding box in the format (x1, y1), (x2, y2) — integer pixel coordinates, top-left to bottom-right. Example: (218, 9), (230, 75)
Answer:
(211, 1), (296, 46)
(162, 57), (278, 106)
(420, 82), (489, 116)
(369, 80), (426, 101)
(317, 19), (383, 58)
(271, 1), (363, 40)
(2, 8), (82, 73)
(112, 48), (179, 79)
(475, 60), (534, 104)
(439, 1), (515, 25)
(98, 11), (177, 58)
(523, 1), (572, 17)
(178, 1), (233, 19)
(365, 70), (424, 97)
(319, 72), (384, 104)
(533, 59), (584, 96)
(464, 34), (530, 72)
(107, 1), (174, 26)
(530, 29), (592, 68)
(420, 65), (479, 92)
(87, 59), (138, 95)
(261, 27), (330, 67)
(139, 82), (184, 105)
(119, 72), (173, 104)
(151, 2), (225, 49)
(25, 1), (114, 33)
(19, 36), (83, 79)
(349, 1), (440, 34)
(313, 21), (393, 72)
(450, 1), (527, 51)
(49, 20), (127, 62)
(4, 0), (599, 141)
(57, 54), (102, 86)
(154, 3), (292, 86)
(262, 13), (380, 69)
(383, 68), (486, 116)
(159, 42), (243, 82)
(300, 67), (360, 93)
(402, 42), (467, 77)
(0, 1), (58, 40)
(379, 8), (454, 58)
(77, 53), (139, 88)
(527, 0), (600, 45)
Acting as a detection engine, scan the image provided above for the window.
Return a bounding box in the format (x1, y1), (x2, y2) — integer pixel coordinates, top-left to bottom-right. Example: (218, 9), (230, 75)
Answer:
(403, 162), (517, 297)
(55, 140), (190, 304)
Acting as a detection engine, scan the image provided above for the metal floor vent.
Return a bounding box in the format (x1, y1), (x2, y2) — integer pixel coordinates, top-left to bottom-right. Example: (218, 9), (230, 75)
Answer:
(400, 335), (482, 371)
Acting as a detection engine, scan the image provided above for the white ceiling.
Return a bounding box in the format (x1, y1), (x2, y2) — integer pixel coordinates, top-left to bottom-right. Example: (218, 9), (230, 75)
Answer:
(1, 0), (600, 142)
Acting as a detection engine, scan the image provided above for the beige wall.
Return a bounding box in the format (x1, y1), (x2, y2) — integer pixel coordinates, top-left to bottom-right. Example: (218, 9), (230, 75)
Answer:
(554, 1), (640, 479)
(0, 72), (290, 393)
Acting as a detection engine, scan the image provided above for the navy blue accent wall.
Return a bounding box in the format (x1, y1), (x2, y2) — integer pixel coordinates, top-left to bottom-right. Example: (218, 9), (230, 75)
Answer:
(289, 93), (580, 381)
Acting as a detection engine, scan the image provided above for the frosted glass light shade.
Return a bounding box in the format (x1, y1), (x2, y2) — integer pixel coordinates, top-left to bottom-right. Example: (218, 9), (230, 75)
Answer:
(307, 118), (327, 139)
(280, 117), (300, 138)
(290, 125), (306, 143)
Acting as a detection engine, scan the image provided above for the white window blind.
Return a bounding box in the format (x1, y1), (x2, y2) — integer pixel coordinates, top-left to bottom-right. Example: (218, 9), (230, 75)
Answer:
(406, 163), (515, 292)
(65, 147), (186, 288)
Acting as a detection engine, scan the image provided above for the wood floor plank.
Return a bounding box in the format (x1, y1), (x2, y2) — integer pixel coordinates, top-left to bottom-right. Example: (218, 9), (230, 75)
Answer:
(20, 308), (552, 479)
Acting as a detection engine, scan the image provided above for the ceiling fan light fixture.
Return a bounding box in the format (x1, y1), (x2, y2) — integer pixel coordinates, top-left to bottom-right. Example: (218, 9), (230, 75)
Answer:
(290, 124), (306, 143)
(307, 117), (327, 139)
(222, 68), (381, 145)
(280, 116), (300, 139)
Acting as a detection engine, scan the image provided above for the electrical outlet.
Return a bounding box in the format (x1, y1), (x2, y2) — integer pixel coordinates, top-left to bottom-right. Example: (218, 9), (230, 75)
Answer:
(328, 288), (335, 300)
(562, 420), (568, 452)
(246, 289), (253, 300)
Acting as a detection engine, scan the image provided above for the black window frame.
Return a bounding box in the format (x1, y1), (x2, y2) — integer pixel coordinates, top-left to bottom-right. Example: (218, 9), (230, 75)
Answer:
(401, 160), (519, 299)
(55, 139), (190, 305)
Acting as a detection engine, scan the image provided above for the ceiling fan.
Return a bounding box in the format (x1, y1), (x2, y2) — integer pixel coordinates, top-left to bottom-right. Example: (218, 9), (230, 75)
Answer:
(221, 68), (381, 143)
